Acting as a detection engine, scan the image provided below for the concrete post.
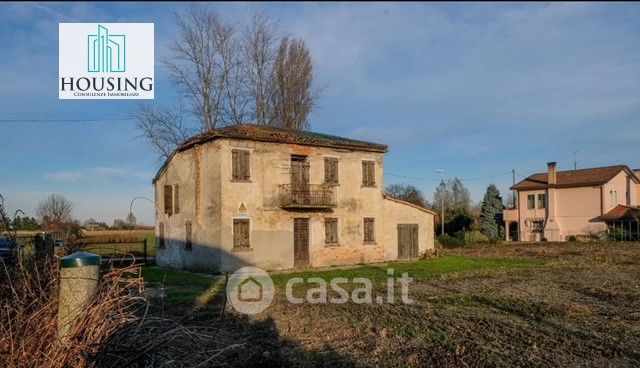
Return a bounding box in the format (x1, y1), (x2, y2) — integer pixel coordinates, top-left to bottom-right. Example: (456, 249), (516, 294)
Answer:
(57, 252), (101, 342)
(505, 221), (511, 241)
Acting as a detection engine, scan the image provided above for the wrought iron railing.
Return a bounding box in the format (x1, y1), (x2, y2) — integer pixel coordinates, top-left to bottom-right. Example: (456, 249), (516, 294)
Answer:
(279, 184), (336, 208)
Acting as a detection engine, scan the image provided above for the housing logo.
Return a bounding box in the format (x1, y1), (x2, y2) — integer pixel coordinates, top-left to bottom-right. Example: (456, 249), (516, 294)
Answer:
(59, 23), (154, 99)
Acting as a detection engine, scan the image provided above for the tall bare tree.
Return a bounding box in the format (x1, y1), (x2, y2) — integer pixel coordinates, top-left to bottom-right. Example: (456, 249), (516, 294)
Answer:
(36, 194), (73, 224)
(270, 37), (317, 130)
(135, 5), (321, 159)
(243, 10), (280, 125)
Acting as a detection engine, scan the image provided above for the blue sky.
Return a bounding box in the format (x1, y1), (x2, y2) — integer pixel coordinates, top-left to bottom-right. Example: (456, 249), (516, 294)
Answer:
(1, 2), (639, 225)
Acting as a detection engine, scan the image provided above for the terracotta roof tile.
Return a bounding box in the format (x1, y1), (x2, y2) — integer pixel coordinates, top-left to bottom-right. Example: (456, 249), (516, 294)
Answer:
(512, 165), (639, 190)
(177, 124), (388, 153)
(599, 205), (640, 221)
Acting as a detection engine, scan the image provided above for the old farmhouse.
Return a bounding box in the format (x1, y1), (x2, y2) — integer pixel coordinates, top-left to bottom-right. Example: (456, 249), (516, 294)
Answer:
(153, 124), (435, 272)
(504, 162), (640, 242)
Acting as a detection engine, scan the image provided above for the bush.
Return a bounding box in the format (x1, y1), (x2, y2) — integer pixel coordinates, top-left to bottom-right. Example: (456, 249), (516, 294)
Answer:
(462, 231), (489, 245)
(437, 234), (463, 248)
(541, 237), (548, 242)
(567, 235), (578, 242)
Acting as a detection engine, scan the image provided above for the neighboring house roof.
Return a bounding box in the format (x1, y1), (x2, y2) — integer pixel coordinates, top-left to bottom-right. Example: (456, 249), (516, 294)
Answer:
(383, 195), (437, 215)
(153, 124), (388, 183)
(511, 165), (640, 190)
(598, 205), (640, 222)
(179, 124), (388, 153)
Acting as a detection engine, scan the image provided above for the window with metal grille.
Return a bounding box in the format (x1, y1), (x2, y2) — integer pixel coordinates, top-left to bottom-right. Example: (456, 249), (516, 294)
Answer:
(158, 222), (165, 249)
(233, 219), (250, 249)
(185, 221), (192, 251)
(325, 218), (338, 244)
(527, 194), (535, 209)
(164, 185), (173, 215)
(362, 161), (376, 187)
(232, 149), (251, 181)
(363, 217), (375, 244)
(324, 157), (339, 185)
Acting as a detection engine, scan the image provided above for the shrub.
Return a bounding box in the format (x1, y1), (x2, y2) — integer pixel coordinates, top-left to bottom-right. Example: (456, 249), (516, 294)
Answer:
(567, 235), (578, 242)
(463, 231), (489, 245)
(541, 237), (548, 242)
(437, 234), (463, 248)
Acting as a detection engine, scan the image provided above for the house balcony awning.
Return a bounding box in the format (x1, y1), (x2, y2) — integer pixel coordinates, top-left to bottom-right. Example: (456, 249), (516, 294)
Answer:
(598, 205), (640, 222)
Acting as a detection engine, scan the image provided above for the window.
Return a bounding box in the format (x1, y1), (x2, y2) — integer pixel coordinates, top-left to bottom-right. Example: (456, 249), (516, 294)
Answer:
(158, 222), (165, 249)
(325, 218), (338, 244)
(164, 185), (173, 215)
(532, 220), (544, 233)
(527, 194), (535, 209)
(233, 219), (250, 249)
(185, 221), (192, 251)
(537, 193), (546, 209)
(363, 217), (375, 244)
(174, 185), (180, 214)
(232, 149), (251, 181)
(324, 157), (339, 184)
(362, 161), (376, 187)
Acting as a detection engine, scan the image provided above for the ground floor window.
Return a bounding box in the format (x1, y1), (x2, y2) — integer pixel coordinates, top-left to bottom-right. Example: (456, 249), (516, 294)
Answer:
(363, 217), (376, 244)
(233, 219), (250, 250)
(158, 222), (165, 248)
(185, 221), (192, 251)
(325, 218), (338, 245)
(531, 220), (544, 233)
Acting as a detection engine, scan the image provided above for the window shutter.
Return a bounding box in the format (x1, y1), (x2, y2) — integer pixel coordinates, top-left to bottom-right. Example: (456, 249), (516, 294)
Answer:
(174, 185), (180, 214)
(233, 219), (250, 249)
(362, 162), (367, 186)
(242, 151), (251, 180)
(164, 185), (173, 215)
(324, 158), (331, 183)
(232, 150), (239, 180)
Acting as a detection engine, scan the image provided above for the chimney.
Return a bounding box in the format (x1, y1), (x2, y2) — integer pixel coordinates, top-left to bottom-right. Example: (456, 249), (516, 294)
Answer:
(547, 162), (557, 185)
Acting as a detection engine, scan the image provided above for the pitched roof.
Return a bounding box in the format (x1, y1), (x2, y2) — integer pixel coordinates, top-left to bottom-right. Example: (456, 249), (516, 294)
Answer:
(599, 205), (640, 222)
(511, 165), (639, 190)
(153, 124), (388, 183)
(177, 124), (388, 153)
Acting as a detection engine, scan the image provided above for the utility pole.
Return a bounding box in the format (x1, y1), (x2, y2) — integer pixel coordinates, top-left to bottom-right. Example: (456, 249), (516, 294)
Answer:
(573, 150), (579, 170)
(437, 169), (445, 235)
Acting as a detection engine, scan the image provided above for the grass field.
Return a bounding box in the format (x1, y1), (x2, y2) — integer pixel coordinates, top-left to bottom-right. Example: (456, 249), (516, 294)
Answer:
(139, 242), (640, 367)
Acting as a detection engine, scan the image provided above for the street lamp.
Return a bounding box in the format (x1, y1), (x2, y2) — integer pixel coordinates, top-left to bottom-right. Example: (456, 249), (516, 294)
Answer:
(437, 169), (445, 236)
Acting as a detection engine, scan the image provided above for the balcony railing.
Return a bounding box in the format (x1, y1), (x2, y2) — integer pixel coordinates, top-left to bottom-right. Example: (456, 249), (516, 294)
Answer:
(278, 184), (336, 209)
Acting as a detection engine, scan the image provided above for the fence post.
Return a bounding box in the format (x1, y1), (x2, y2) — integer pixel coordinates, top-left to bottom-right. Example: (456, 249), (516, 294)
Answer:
(57, 252), (101, 343)
(143, 238), (147, 264)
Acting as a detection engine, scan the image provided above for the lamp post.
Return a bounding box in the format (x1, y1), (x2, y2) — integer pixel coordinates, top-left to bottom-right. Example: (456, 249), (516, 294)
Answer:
(437, 169), (445, 236)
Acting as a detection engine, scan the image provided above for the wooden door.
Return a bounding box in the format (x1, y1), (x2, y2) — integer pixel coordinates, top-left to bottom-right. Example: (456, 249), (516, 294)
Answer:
(397, 224), (419, 259)
(291, 156), (310, 204)
(293, 218), (310, 267)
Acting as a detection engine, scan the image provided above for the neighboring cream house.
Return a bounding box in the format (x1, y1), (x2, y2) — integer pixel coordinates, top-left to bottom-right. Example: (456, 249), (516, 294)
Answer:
(504, 162), (640, 242)
(153, 124), (435, 272)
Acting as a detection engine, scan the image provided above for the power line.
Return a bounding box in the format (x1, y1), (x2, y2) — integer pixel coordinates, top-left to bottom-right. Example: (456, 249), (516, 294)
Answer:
(0, 118), (132, 123)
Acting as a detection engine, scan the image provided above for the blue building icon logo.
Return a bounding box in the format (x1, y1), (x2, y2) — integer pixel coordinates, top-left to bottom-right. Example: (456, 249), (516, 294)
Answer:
(87, 25), (125, 72)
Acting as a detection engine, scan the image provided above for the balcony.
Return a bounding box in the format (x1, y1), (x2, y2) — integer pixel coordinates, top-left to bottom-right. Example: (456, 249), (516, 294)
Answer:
(278, 184), (336, 209)
(503, 208), (518, 222)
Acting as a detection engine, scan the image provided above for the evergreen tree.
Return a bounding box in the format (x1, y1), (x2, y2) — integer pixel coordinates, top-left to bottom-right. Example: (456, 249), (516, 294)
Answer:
(480, 184), (505, 239)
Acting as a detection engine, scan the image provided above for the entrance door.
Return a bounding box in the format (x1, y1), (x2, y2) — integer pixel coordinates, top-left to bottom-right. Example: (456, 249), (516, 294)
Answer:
(290, 156), (310, 205)
(293, 218), (310, 267)
(397, 224), (419, 259)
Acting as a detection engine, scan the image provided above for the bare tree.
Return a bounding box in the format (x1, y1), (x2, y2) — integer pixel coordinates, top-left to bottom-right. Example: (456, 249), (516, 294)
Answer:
(134, 104), (196, 159)
(385, 183), (428, 208)
(126, 212), (137, 227)
(244, 10), (280, 125)
(36, 194), (73, 224)
(135, 5), (321, 159)
(270, 37), (318, 130)
(165, 5), (237, 130)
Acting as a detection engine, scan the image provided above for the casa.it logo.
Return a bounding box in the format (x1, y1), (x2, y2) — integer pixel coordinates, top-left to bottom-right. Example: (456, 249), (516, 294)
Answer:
(59, 23), (154, 100)
(226, 267), (275, 315)
(87, 25), (125, 72)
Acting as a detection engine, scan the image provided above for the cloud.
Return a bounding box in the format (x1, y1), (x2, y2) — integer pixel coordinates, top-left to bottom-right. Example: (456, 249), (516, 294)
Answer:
(90, 167), (128, 180)
(44, 167), (140, 183)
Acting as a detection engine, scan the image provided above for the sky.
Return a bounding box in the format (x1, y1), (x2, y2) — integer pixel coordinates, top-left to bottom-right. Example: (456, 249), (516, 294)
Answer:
(1, 2), (639, 225)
